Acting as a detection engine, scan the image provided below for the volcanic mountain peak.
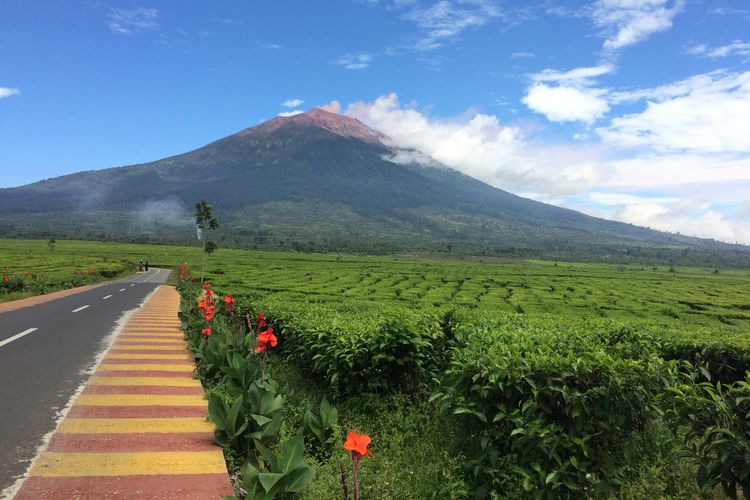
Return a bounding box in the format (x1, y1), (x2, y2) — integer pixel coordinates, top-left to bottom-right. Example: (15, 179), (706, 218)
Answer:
(236, 107), (388, 145)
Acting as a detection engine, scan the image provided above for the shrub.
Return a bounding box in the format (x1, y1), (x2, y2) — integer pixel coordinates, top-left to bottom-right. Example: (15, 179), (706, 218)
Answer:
(432, 316), (669, 497)
(665, 370), (750, 498)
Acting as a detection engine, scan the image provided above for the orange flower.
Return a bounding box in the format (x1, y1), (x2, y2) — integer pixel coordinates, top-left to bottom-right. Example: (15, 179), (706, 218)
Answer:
(344, 432), (373, 459)
(223, 295), (234, 313)
(202, 282), (211, 290)
(202, 328), (211, 337)
(254, 327), (278, 353)
(257, 313), (267, 328)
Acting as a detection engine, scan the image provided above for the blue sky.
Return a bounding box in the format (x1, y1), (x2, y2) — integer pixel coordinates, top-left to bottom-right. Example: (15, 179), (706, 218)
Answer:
(1, 0), (749, 243)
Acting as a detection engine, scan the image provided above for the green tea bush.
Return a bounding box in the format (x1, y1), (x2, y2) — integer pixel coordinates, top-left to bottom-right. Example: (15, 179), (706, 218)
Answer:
(658, 336), (750, 384)
(256, 299), (444, 394)
(432, 315), (670, 497)
(665, 370), (750, 498)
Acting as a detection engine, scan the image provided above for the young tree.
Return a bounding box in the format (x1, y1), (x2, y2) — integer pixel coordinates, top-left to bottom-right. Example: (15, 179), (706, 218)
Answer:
(195, 200), (219, 282)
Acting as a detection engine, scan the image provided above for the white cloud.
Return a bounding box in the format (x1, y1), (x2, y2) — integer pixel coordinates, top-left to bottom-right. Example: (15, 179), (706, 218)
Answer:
(278, 110), (304, 117)
(345, 93), (606, 195)
(107, 7), (159, 35)
(522, 65), (614, 123)
(0, 87), (20, 99)
(572, 192), (750, 243)
(401, 0), (501, 51)
(282, 99), (304, 108)
(592, 0), (684, 51)
(598, 71), (750, 153)
(260, 43), (282, 49)
(532, 64), (615, 84)
(511, 52), (535, 59)
(339, 92), (750, 243)
(688, 40), (750, 58)
(335, 53), (373, 70)
(523, 84), (610, 123)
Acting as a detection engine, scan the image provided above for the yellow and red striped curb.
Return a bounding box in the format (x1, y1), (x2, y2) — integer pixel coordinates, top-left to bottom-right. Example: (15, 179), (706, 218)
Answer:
(14, 286), (234, 499)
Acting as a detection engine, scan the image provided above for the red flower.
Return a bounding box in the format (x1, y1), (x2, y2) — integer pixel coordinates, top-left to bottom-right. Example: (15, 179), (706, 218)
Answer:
(254, 327), (278, 353)
(202, 328), (211, 337)
(223, 296), (234, 313)
(344, 432), (373, 459)
(257, 313), (267, 329)
(198, 298), (210, 312)
(205, 289), (214, 298)
(202, 282), (211, 290)
(179, 272), (185, 282)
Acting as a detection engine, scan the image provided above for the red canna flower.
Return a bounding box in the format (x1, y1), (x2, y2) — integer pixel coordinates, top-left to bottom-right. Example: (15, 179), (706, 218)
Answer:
(223, 295), (234, 313)
(202, 282), (211, 290)
(257, 313), (267, 329)
(344, 432), (373, 500)
(205, 289), (214, 298)
(179, 272), (185, 282)
(344, 432), (373, 459)
(202, 328), (211, 337)
(254, 327), (278, 353)
(198, 298), (210, 312)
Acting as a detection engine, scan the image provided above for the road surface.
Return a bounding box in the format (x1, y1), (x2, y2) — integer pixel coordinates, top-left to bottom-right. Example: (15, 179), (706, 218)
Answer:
(0, 268), (170, 494)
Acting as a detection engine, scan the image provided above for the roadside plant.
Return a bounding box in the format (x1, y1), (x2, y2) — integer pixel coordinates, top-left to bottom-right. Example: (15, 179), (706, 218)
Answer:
(255, 325), (277, 381)
(304, 396), (339, 455)
(344, 431), (374, 500)
(238, 431), (315, 500)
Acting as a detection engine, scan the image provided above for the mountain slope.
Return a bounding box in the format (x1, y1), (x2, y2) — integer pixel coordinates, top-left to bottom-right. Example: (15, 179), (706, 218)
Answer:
(0, 108), (747, 262)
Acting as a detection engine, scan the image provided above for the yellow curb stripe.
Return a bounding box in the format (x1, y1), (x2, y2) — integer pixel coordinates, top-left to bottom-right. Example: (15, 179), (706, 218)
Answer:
(115, 338), (185, 344)
(111, 345), (187, 351)
(98, 364), (193, 372)
(29, 451), (226, 477)
(106, 353), (191, 360)
(58, 418), (213, 434)
(118, 335), (184, 340)
(88, 376), (201, 387)
(75, 394), (206, 406)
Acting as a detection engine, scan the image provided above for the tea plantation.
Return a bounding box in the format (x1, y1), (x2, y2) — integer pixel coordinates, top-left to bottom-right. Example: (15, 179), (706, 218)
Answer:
(2, 238), (749, 498)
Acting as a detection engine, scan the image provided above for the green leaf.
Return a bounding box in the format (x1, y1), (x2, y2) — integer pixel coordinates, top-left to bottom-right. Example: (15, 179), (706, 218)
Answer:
(258, 472), (284, 493)
(250, 414), (273, 427)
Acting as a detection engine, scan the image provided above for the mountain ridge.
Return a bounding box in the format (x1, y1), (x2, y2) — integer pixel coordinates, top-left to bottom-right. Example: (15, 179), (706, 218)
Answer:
(0, 108), (748, 265)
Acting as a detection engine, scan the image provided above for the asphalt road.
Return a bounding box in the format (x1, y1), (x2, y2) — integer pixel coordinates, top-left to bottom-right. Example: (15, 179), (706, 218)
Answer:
(0, 268), (170, 495)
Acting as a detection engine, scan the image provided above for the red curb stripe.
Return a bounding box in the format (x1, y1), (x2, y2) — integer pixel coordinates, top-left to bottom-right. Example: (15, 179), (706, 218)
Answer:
(82, 385), (204, 395)
(45, 432), (216, 452)
(114, 341), (186, 346)
(119, 331), (185, 340)
(67, 406), (207, 418)
(15, 474), (234, 500)
(94, 370), (195, 378)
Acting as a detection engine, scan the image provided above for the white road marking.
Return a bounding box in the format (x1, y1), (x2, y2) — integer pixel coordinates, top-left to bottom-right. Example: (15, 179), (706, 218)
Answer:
(0, 328), (39, 349)
(130, 284), (136, 287)
(102, 294), (112, 300)
(119, 288), (126, 292)
(72, 305), (90, 313)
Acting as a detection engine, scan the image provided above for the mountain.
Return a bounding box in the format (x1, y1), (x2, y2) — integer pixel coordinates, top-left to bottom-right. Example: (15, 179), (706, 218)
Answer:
(0, 108), (747, 264)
